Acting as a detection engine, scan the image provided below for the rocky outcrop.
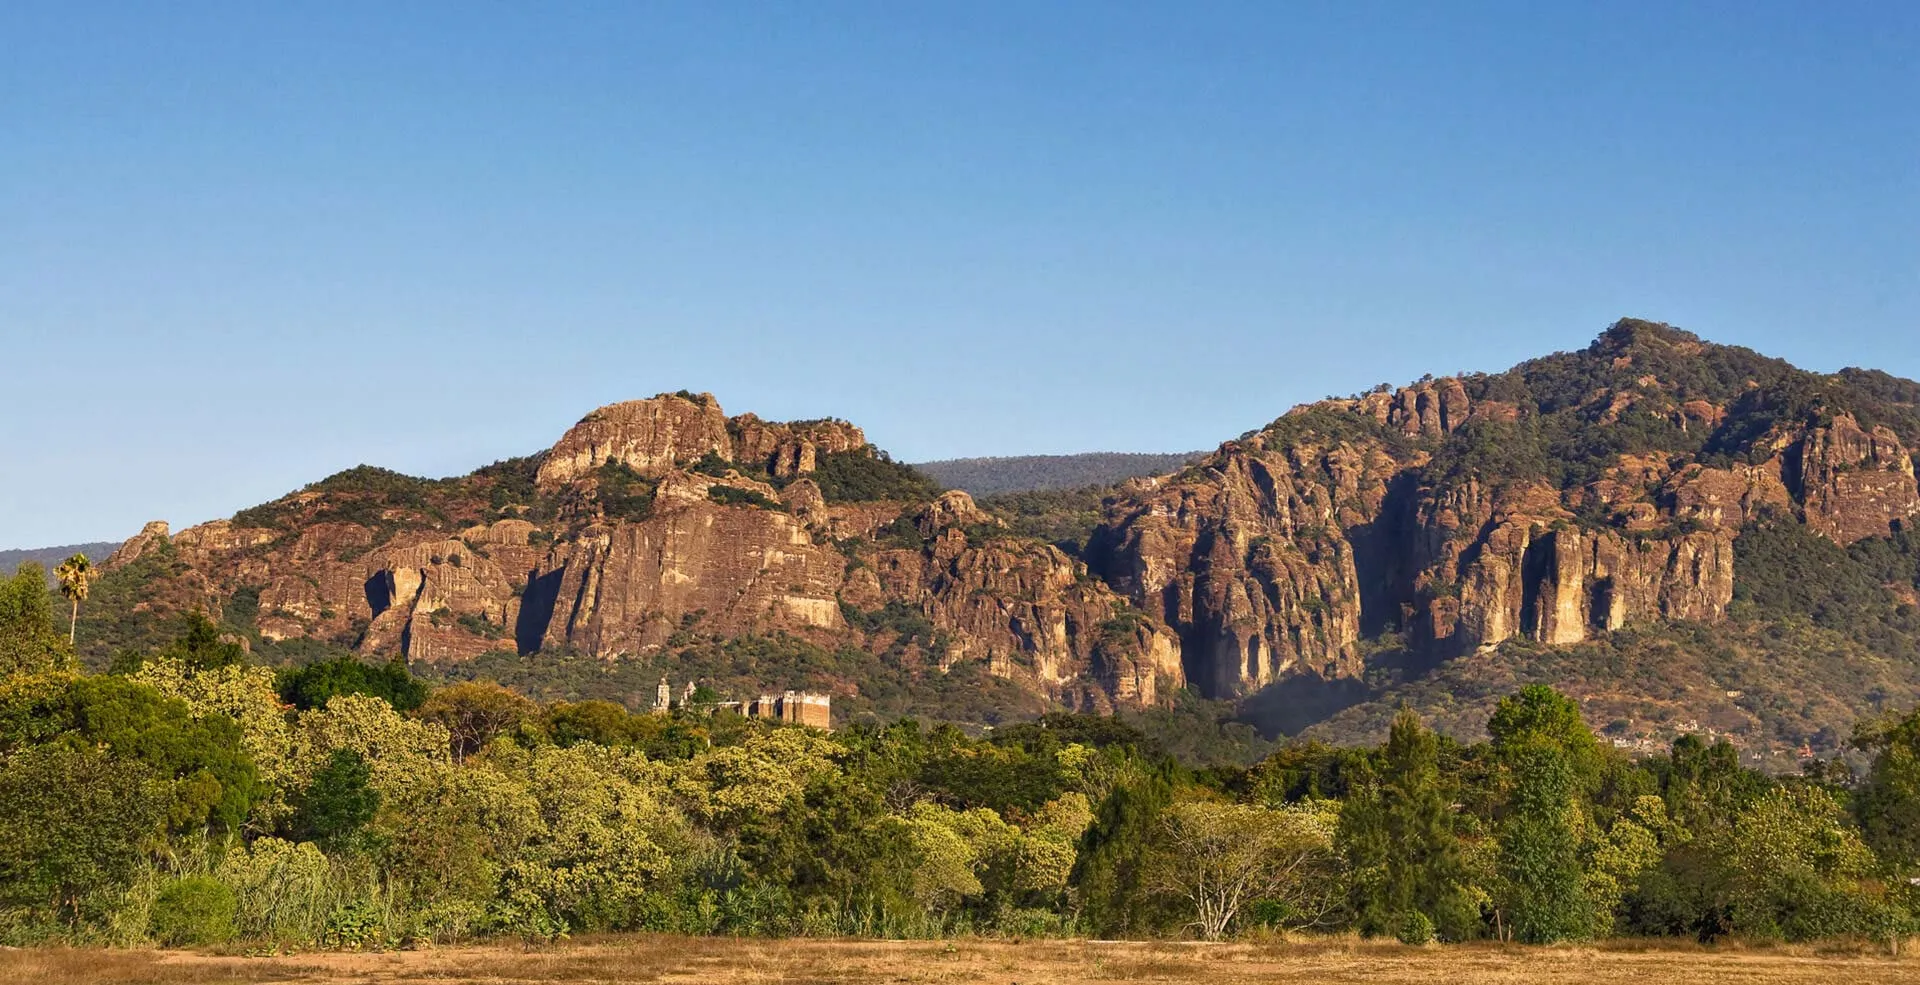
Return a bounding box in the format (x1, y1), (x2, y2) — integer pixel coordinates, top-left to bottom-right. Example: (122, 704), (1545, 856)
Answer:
(1791, 416), (1920, 545)
(536, 394), (733, 488)
(1089, 369), (1891, 698)
(105, 521), (171, 568)
(1406, 482), (1736, 652)
(848, 493), (1184, 708)
(729, 414), (867, 479)
(98, 393), (1184, 713)
(1091, 437), (1396, 697)
(527, 471), (846, 656)
(94, 322), (1920, 720)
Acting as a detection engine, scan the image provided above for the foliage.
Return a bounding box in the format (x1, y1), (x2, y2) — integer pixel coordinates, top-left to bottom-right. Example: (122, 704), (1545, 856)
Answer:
(0, 563), (72, 675)
(976, 485), (1114, 557)
(810, 448), (944, 502)
(148, 876), (237, 946)
(1148, 799), (1342, 939)
(289, 750), (381, 851)
(1497, 741), (1590, 943)
(916, 453), (1198, 497)
(1851, 707), (1920, 870)
(418, 681), (540, 761)
(1339, 711), (1476, 940)
(0, 673), (260, 833)
(7, 602), (1920, 951)
(0, 745), (167, 933)
(234, 465), (457, 532)
(276, 657), (427, 713)
(113, 611), (249, 675)
(706, 484), (785, 511)
(595, 462), (659, 521)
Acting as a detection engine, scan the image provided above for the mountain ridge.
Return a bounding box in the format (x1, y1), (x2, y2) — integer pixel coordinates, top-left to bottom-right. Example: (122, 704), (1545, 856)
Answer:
(69, 319), (1920, 762)
(913, 452), (1203, 497)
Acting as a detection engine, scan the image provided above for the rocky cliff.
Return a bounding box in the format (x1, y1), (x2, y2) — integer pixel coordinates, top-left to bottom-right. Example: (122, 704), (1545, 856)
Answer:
(1090, 320), (1920, 698)
(86, 321), (1920, 734)
(96, 394), (1183, 716)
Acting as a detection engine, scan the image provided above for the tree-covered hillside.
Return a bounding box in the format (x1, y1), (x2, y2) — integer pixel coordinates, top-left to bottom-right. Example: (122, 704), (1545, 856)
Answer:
(0, 543), (119, 584)
(914, 452), (1200, 496)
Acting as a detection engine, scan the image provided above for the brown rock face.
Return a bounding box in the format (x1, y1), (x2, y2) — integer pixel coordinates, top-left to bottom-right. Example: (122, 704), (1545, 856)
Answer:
(103, 395), (1183, 715)
(527, 471), (847, 657)
(1347, 378), (1475, 438)
(1792, 416), (1920, 544)
(729, 414), (868, 479)
(536, 394), (733, 487)
(1092, 379), (1753, 698)
(99, 323), (1920, 721)
(1093, 445), (1380, 697)
(105, 520), (171, 568)
(536, 395), (873, 490)
(859, 493), (1184, 708)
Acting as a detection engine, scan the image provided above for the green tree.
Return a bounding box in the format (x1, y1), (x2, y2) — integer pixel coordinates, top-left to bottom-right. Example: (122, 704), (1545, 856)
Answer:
(52, 554), (93, 647)
(0, 674), (261, 833)
(288, 749), (381, 851)
(1853, 709), (1920, 869)
(1073, 762), (1177, 937)
(1659, 735), (1769, 837)
(1148, 799), (1342, 939)
(1487, 684), (1601, 786)
(276, 656), (427, 712)
(1339, 710), (1475, 939)
(417, 681), (538, 761)
(114, 611), (249, 675)
(1497, 741), (1590, 943)
(0, 744), (168, 930)
(0, 563), (72, 675)
(1719, 785), (1887, 941)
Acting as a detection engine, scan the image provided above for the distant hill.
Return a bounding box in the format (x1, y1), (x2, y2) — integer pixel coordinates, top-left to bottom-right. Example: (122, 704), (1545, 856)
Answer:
(912, 452), (1202, 496)
(0, 542), (121, 582)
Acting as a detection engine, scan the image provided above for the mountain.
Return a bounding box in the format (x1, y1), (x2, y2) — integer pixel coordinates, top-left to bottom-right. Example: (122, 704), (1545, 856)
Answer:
(914, 453), (1203, 497)
(79, 320), (1920, 761)
(83, 395), (1182, 726)
(0, 543), (121, 582)
(1087, 319), (1920, 764)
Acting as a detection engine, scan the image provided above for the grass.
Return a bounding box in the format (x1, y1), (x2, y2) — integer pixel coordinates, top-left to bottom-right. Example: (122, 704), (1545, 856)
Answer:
(0, 935), (1915, 985)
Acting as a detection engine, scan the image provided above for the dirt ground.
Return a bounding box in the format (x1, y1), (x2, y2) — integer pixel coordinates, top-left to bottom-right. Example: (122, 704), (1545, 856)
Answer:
(1, 935), (1914, 985)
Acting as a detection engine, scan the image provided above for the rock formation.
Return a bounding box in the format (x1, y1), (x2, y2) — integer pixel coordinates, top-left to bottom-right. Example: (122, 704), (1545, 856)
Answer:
(101, 393), (1183, 713)
(1090, 321), (1920, 698)
(94, 322), (1920, 719)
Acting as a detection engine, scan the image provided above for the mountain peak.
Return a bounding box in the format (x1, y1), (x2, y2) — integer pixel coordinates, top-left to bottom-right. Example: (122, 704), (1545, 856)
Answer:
(1589, 317), (1705, 358)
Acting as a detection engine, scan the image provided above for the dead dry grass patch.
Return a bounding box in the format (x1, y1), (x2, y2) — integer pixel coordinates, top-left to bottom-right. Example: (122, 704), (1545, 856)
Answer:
(0, 935), (1914, 985)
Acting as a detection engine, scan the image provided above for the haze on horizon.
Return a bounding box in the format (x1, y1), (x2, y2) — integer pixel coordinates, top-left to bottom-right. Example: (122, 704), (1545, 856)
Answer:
(4, 2), (1916, 548)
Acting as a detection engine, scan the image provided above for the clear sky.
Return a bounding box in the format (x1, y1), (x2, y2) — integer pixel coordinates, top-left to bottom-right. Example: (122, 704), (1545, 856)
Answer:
(3, 2), (1915, 548)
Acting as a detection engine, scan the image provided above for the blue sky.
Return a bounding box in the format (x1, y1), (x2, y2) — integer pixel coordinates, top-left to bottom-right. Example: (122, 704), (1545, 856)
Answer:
(3, 2), (1915, 547)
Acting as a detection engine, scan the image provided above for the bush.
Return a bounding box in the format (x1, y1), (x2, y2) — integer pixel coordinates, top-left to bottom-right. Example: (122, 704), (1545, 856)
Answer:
(596, 462), (658, 520)
(149, 876), (237, 947)
(707, 485), (785, 511)
(1394, 909), (1436, 945)
(811, 448), (943, 502)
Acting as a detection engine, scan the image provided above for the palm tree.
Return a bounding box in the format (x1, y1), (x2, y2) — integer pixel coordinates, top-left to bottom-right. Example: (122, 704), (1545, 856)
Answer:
(54, 553), (93, 646)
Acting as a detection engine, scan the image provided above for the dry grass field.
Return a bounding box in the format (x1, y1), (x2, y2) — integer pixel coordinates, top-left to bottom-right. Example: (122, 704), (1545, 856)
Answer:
(1, 936), (1915, 985)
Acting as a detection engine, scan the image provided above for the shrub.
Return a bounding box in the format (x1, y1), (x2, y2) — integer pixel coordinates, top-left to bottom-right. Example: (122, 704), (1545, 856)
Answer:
(1394, 909), (1435, 945)
(149, 876), (237, 947)
(707, 485), (785, 511)
(596, 462), (658, 521)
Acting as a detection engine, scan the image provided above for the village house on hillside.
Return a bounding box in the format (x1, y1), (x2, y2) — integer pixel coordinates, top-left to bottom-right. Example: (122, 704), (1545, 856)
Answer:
(653, 677), (832, 730)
